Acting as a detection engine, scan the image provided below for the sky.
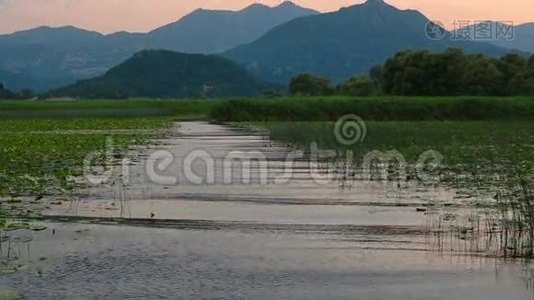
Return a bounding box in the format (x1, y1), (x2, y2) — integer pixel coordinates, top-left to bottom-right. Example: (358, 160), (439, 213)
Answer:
(0, 0), (533, 34)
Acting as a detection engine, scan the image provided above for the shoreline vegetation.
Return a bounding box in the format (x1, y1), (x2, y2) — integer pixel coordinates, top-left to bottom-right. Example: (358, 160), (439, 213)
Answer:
(210, 96), (534, 122)
(0, 96), (533, 121)
(0, 95), (533, 258)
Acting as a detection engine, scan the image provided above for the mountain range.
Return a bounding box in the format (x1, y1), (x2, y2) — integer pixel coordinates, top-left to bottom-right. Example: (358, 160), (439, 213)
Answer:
(225, 0), (510, 84)
(147, 2), (318, 54)
(505, 23), (534, 52)
(0, 0), (531, 94)
(0, 2), (317, 91)
(452, 21), (534, 53)
(48, 50), (276, 98)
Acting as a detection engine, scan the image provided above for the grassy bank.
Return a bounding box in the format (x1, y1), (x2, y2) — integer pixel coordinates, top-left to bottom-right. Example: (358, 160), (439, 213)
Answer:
(0, 98), (218, 119)
(4, 96), (533, 121)
(211, 96), (534, 122)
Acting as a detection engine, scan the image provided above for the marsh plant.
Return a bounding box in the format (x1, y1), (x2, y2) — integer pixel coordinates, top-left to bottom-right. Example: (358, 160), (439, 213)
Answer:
(259, 119), (534, 258)
(492, 164), (534, 258)
(416, 153), (534, 259)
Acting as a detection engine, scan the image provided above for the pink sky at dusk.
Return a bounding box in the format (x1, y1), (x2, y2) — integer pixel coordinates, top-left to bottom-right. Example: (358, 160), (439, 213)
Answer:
(0, 0), (532, 34)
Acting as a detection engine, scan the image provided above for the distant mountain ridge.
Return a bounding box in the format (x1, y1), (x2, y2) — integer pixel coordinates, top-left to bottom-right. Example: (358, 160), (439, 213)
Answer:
(148, 2), (319, 54)
(0, 0), (522, 93)
(0, 2), (318, 91)
(453, 21), (534, 53)
(225, 0), (510, 84)
(48, 50), (277, 98)
(509, 23), (534, 52)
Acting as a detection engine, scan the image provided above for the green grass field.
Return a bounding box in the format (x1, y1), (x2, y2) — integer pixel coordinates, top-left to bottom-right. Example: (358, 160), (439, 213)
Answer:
(3, 96), (533, 121)
(210, 96), (534, 122)
(0, 98), (218, 119)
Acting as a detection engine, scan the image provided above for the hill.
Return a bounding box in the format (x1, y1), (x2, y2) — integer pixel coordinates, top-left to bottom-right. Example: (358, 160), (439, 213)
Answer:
(48, 50), (277, 98)
(225, 0), (509, 84)
(0, 2), (317, 91)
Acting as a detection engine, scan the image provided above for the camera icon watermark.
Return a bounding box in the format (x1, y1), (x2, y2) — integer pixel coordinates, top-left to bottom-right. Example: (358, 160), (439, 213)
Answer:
(425, 20), (515, 42)
(425, 20), (447, 41)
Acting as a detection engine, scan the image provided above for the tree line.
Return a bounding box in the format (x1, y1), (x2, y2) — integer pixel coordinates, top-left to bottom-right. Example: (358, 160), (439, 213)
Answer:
(289, 48), (534, 96)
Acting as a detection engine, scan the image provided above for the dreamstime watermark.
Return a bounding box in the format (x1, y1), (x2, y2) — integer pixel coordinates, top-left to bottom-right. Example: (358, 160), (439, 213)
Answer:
(334, 114), (367, 145)
(82, 115), (446, 188)
(425, 20), (514, 41)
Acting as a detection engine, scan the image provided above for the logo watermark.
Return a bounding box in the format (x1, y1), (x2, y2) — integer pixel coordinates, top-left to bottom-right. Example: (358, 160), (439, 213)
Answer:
(425, 20), (514, 41)
(81, 115), (445, 189)
(425, 20), (447, 41)
(334, 114), (367, 145)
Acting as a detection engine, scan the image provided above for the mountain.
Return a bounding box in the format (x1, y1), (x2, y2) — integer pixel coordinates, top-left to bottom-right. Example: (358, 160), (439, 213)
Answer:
(48, 50), (277, 98)
(148, 2), (319, 54)
(225, 0), (509, 84)
(0, 26), (142, 92)
(492, 22), (534, 53)
(0, 26), (103, 47)
(0, 2), (317, 92)
(0, 68), (39, 91)
(453, 21), (534, 53)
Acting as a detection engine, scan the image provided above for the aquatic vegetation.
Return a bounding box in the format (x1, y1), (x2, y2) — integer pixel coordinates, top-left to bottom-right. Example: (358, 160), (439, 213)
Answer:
(0, 117), (174, 224)
(0, 114), (176, 273)
(0, 288), (18, 300)
(259, 120), (534, 258)
(262, 121), (534, 169)
(0, 119), (167, 197)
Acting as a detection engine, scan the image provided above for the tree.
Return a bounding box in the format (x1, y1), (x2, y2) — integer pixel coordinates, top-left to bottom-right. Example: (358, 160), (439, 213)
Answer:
(288, 73), (332, 96)
(382, 50), (413, 95)
(438, 48), (467, 95)
(523, 54), (534, 95)
(462, 54), (503, 96)
(495, 53), (528, 95)
(369, 65), (384, 86)
(339, 75), (377, 96)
